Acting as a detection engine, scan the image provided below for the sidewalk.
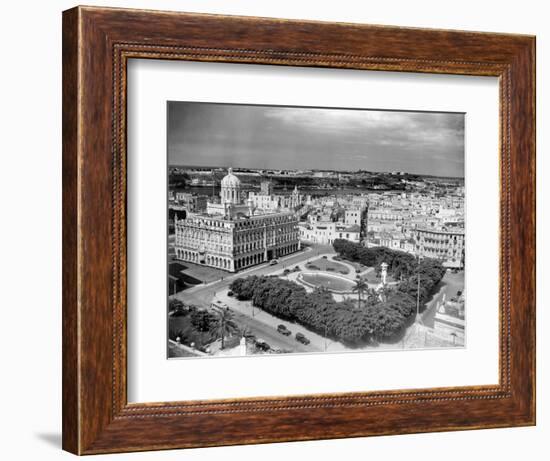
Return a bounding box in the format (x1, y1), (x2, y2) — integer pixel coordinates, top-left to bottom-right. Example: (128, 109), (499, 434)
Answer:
(216, 289), (353, 353)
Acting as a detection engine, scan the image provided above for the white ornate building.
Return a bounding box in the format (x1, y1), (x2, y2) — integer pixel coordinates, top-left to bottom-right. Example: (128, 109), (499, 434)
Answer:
(248, 181), (305, 212)
(298, 221), (361, 245)
(414, 227), (465, 269)
(174, 169), (300, 272)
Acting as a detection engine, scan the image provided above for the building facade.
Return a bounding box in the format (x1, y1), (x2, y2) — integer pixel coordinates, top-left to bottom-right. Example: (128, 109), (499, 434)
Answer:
(248, 182), (305, 212)
(173, 192), (207, 213)
(298, 221), (361, 245)
(174, 169), (300, 272)
(414, 227), (465, 269)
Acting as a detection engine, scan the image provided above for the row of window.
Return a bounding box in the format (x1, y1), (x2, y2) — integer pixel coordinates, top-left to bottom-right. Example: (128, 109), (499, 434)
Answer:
(234, 215), (297, 229)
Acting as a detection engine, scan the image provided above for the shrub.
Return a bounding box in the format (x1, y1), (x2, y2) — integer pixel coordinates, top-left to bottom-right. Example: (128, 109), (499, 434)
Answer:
(333, 240), (445, 293)
(231, 248), (446, 346)
(231, 275), (408, 345)
(168, 305), (219, 349)
(333, 239), (418, 280)
(171, 306), (188, 317)
(169, 298), (184, 312)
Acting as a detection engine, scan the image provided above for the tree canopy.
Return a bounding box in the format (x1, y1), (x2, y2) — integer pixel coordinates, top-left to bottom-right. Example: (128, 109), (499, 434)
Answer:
(229, 244), (446, 346)
(333, 239), (417, 280)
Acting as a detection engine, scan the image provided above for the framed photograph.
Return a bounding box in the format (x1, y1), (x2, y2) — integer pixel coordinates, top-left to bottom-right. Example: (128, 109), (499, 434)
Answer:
(62, 6), (535, 455)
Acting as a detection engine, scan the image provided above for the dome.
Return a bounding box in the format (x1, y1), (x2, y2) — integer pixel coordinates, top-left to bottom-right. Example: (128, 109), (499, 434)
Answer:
(221, 168), (241, 188)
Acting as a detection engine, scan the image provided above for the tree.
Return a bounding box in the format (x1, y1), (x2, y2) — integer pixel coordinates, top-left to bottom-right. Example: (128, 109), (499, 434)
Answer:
(353, 278), (369, 309)
(228, 262), (446, 348)
(190, 310), (215, 346)
(213, 308), (239, 349)
(332, 239), (417, 278)
(168, 298), (184, 314)
(168, 328), (185, 342)
(365, 287), (378, 306)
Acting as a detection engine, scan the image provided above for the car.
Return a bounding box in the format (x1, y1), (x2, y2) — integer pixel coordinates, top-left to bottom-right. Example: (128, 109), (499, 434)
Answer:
(295, 332), (310, 345)
(277, 324), (291, 336)
(270, 259), (279, 266)
(255, 339), (271, 351)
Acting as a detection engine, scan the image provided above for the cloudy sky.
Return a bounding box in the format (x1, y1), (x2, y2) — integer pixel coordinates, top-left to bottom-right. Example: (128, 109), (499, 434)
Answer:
(168, 102), (464, 177)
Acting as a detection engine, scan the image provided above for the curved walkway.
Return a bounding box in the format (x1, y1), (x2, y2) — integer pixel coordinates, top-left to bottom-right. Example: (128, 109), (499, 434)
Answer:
(276, 254), (377, 301)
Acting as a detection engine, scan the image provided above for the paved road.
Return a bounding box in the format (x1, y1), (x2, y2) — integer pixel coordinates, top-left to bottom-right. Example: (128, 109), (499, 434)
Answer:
(421, 270), (465, 327)
(172, 244), (347, 354)
(174, 244), (335, 309)
(216, 283), (352, 353)
(171, 246), (464, 355)
(230, 310), (318, 353)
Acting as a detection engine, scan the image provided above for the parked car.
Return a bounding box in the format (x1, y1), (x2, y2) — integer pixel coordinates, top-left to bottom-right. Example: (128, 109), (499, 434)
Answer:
(255, 339), (271, 351)
(277, 324), (291, 336)
(270, 259), (279, 266)
(295, 332), (310, 345)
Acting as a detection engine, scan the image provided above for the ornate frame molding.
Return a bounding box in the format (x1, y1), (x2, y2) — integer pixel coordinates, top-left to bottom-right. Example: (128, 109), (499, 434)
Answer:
(63, 6), (535, 454)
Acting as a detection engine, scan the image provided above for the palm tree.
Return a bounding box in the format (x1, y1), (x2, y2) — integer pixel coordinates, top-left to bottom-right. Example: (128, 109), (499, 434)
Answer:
(353, 278), (369, 309)
(214, 308), (239, 349)
(191, 309), (215, 347)
(365, 287), (378, 306)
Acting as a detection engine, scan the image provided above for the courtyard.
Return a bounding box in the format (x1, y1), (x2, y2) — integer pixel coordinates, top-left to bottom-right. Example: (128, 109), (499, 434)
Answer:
(305, 257), (350, 274)
(299, 272), (356, 293)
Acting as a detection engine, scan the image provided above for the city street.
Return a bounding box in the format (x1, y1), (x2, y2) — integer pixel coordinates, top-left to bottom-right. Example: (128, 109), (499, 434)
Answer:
(215, 277), (354, 354)
(421, 270), (465, 327)
(172, 244), (341, 352)
(173, 243), (334, 308)
(171, 246), (465, 355)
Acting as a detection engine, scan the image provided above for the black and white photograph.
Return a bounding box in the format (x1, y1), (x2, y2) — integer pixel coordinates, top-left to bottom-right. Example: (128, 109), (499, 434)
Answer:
(2, 1), (543, 459)
(167, 102), (466, 359)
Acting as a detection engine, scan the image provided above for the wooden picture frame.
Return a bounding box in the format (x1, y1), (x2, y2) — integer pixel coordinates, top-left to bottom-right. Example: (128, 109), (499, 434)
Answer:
(62, 5), (535, 455)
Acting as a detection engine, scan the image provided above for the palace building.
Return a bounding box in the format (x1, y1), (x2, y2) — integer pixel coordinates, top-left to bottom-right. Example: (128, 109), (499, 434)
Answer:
(174, 168), (300, 272)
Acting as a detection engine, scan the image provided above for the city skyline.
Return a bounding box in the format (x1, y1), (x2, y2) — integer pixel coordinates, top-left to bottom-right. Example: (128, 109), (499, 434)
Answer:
(168, 164), (464, 180)
(168, 102), (465, 178)
(167, 103), (466, 359)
